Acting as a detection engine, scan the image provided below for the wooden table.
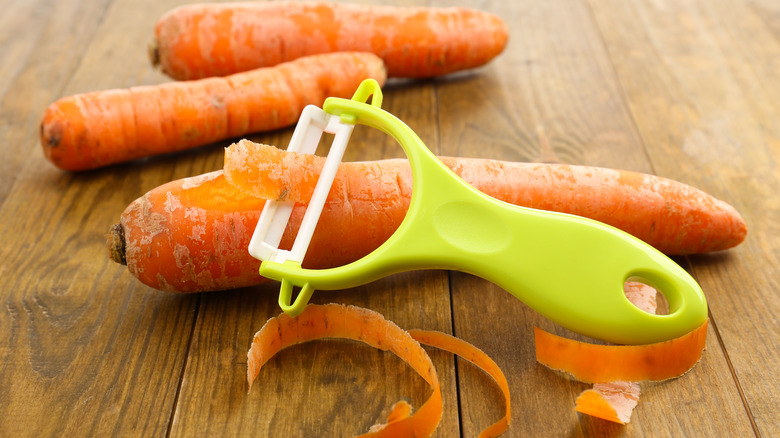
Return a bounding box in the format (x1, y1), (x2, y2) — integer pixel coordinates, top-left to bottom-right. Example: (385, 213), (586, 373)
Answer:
(2, 0), (777, 436)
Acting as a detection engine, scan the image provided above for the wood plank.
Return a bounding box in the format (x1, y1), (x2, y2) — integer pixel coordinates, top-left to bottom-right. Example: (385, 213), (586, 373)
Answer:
(435, 0), (756, 436)
(589, 0), (780, 435)
(2, 0), (773, 436)
(168, 79), (460, 437)
(0, 0), (220, 436)
(166, 1), (459, 435)
(0, 0), (115, 204)
(433, 0), (652, 171)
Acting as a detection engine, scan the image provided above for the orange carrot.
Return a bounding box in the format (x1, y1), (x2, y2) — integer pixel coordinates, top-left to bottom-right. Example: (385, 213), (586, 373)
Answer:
(224, 140), (746, 254)
(151, 2), (508, 80)
(107, 141), (746, 293)
(40, 52), (386, 171)
(247, 303), (510, 437)
(622, 281), (658, 315)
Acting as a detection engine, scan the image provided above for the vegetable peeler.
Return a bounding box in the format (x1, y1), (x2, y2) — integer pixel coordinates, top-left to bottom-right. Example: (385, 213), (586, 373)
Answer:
(248, 79), (707, 345)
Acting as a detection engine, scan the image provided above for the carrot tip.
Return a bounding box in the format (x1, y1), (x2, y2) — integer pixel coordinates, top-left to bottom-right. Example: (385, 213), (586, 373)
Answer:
(148, 39), (160, 69)
(40, 119), (62, 149)
(107, 223), (127, 265)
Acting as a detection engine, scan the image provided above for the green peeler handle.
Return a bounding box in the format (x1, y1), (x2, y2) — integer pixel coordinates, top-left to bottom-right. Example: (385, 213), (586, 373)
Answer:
(259, 84), (708, 345)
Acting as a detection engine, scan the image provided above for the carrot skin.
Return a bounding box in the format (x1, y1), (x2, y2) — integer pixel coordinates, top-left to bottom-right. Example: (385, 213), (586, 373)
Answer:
(110, 144), (747, 293)
(224, 141), (747, 256)
(152, 1), (509, 80)
(246, 303), (444, 436)
(534, 320), (709, 383)
(40, 52), (386, 171)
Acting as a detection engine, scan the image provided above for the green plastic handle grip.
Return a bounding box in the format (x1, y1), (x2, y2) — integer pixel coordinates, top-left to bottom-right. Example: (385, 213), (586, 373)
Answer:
(259, 80), (708, 345)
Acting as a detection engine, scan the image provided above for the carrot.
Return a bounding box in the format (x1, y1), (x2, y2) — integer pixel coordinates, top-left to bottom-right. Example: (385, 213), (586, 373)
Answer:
(107, 141), (746, 293)
(40, 52), (386, 171)
(151, 2), (509, 80)
(622, 280), (658, 315)
(224, 140), (746, 254)
(247, 303), (510, 437)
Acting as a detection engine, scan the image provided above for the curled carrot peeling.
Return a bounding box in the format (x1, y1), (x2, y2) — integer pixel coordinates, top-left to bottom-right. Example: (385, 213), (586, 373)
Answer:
(568, 281), (657, 424)
(536, 281), (706, 424)
(247, 303), (510, 437)
(574, 381), (641, 424)
(534, 319), (708, 384)
(408, 329), (511, 437)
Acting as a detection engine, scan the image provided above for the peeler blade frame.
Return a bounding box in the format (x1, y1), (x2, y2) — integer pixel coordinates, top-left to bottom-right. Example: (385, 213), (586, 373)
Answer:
(248, 105), (355, 265)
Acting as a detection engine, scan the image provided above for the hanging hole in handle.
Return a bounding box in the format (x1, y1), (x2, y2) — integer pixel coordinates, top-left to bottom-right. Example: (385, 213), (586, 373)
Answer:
(624, 277), (670, 315)
(350, 78), (384, 108)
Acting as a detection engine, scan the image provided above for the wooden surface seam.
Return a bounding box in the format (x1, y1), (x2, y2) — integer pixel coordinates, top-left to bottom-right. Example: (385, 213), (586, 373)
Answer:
(1, 0), (777, 437)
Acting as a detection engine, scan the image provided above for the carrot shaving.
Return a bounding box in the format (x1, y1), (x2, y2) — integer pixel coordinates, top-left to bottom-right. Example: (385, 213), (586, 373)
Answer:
(568, 282), (655, 424)
(409, 329), (511, 437)
(534, 319), (707, 384)
(574, 382), (640, 424)
(247, 303), (510, 437)
(537, 282), (707, 423)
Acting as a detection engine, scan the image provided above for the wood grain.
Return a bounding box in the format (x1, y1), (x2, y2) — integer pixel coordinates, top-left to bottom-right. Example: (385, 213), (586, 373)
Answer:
(0, 0), (113, 204)
(589, 0), (779, 435)
(0, 0), (776, 436)
(437, 0), (761, 436)
(433, 0), (652, 171)
(0, 0), (216, 436)
(167, 0), (458, 436)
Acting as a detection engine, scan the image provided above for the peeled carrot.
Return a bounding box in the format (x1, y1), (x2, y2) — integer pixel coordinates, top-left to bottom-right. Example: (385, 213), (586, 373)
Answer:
(247, 303), (510, 437)
(40, 52), (386, 171)
(107, 141), (746, 293)
(151, 2), (509, 80)
(224, 140), (746, 255)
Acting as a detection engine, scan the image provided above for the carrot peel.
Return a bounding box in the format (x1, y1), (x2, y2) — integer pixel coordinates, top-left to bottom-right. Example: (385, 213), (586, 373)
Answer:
(536, 319), (706, 425)
(564, 282), (655, 423)
(409, 329), (511, 438)
(574, 382), (640, 424)
(533, 282), (704, 424)
(534, 319), (708, 384)
(247, 303), (510, 437)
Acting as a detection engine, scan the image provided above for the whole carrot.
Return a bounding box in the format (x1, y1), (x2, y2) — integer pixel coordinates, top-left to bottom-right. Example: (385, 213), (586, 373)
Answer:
(40, 52), (386, 171)
(151, 1), (509, 80)
(107, 141), (747, 293)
